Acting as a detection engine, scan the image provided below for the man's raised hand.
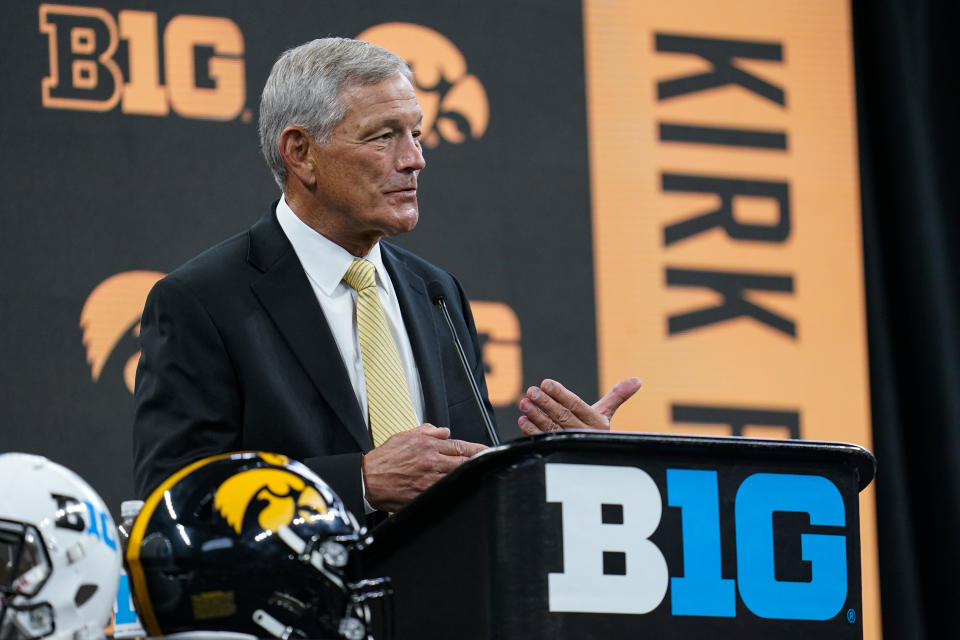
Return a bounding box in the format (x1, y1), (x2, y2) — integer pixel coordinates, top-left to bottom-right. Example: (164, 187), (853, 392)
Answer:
(517, 377), (641, 435)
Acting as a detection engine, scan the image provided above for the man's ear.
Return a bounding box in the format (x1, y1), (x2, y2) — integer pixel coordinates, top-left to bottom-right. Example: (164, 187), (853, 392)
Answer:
(278, 127), (317, 188)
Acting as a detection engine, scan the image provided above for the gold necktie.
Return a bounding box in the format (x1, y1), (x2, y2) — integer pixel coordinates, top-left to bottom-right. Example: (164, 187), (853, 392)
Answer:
(343, 259), (418, 446)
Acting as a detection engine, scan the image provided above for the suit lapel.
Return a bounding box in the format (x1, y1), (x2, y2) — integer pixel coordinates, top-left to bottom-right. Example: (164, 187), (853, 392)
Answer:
(382, 244), (450, 429)
(247, 210), (372, 451)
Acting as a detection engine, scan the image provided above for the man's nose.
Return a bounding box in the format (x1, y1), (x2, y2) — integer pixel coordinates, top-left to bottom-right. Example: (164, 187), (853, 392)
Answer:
(396, 133), (426, 172)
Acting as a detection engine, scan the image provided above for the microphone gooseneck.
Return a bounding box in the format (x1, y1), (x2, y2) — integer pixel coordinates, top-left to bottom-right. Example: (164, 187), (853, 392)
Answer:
(427, 281), (501, 446)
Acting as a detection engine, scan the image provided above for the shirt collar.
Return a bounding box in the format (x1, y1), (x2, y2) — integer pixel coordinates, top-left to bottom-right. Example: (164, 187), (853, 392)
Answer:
(275, 196), (393, 297)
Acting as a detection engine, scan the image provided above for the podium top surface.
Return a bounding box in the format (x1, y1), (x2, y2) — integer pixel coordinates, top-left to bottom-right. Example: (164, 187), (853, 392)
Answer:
(375, 431), (875, 536)
(488, 431), (873, 485)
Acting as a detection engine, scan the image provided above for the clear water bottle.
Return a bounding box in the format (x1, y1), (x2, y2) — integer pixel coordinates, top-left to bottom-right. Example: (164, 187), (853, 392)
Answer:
(114, 500), (145, 639)
(117, 500), (144, 553)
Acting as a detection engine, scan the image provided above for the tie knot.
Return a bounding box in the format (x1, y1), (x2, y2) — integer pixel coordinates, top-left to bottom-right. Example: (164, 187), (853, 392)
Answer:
(343, 259), (376, 292)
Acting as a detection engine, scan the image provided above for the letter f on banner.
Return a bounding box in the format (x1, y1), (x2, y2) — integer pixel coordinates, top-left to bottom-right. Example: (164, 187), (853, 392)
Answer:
(545, 463), (668, 614)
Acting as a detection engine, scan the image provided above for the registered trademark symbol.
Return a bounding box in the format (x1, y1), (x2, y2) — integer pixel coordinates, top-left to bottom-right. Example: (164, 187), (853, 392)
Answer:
(240, 108), (253, 124)
(846, 608), (856, 623)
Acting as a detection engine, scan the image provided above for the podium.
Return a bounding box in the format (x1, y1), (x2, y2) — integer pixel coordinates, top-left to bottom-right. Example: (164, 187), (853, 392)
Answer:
(362, 431), (875, 639)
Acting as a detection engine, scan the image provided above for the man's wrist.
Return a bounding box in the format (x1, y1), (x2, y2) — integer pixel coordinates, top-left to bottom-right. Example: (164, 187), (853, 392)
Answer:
(360, 454), (375, 514)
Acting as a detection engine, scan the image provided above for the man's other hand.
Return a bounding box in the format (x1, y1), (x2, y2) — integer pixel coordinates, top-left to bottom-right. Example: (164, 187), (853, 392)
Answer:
(362, 424), (487, 512)
(517, 377), (641, 435)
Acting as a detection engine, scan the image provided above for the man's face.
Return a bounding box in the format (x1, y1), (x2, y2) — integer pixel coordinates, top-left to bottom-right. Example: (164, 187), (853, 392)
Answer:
(306, 73), (426, 255)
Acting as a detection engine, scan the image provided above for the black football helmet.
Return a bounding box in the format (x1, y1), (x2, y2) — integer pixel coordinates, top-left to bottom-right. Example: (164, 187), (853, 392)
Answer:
(125, 452), (390, 640)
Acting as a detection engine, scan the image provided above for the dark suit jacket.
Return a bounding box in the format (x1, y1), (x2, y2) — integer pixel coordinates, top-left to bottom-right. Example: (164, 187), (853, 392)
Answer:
(132, 205), (494, 518)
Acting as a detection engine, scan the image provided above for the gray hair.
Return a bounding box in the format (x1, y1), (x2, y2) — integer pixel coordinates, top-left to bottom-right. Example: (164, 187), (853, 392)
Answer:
(258, 37), (413, 189)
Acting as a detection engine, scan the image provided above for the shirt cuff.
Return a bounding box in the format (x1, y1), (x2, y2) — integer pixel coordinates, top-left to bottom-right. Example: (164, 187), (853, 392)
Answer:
(361, 467), (375, 514)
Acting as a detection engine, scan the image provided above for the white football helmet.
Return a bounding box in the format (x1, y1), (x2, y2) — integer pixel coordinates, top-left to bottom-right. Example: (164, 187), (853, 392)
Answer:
(0, 453), (121, 640)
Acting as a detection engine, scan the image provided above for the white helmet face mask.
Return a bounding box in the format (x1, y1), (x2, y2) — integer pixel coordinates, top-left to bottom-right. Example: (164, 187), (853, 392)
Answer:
(0, 454), (121, 640)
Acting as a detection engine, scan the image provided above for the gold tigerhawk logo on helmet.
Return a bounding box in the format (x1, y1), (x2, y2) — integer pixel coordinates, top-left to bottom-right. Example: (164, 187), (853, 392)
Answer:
(80, 270), (165, 393)
(214, 459), (328, 535)
(357, 23), (489, 148)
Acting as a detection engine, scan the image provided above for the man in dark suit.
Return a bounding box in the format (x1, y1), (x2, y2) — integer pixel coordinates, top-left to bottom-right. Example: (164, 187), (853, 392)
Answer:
(133, 37), (639, 520)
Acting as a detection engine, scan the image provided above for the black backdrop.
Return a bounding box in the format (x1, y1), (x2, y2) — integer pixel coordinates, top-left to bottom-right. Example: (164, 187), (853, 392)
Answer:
(855, 0), (960, 636)
(0, 0), (955, 636)
(0, 0), (595, 511)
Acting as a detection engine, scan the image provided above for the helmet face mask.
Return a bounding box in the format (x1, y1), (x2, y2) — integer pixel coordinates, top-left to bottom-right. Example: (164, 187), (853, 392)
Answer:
(0, 601), (56, 640)
(1, 520), (56, 640)
(0, 521), (53, 600)
(127, 452), (390, 640)
(0, 454), (122, 640)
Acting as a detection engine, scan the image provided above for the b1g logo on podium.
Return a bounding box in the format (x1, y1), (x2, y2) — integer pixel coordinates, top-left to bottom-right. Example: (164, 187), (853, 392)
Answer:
(39, 4), (246, 120)
(545, 463), (850, 622)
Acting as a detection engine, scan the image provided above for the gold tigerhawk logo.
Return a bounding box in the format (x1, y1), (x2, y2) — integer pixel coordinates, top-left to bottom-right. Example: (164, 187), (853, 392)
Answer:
(214, 458), (328, 535)
(357, 23), (489, 148)
(80, 270), (165, 393)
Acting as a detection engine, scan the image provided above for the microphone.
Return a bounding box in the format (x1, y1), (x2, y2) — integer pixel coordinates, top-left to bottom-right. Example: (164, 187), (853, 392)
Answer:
(427, 281), (501, 446)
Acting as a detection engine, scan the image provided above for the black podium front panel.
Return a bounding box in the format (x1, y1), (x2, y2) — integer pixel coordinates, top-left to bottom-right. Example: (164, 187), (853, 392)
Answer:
(363, 432), (874, 639)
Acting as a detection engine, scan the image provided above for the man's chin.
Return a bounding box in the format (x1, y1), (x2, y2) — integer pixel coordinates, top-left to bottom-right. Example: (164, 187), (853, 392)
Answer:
(382, 208), (419, 237)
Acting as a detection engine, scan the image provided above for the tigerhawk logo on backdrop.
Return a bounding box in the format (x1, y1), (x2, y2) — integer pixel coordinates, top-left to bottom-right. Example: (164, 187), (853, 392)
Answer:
(80, 270), (164, 393)
(357, 23), (489, 148)
(213, 454), (328, 535)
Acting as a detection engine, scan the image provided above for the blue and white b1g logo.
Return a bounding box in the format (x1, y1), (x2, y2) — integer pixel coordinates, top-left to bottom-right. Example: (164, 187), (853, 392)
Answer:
(545, 464), (848, 621)
(51, 492), (118, 550)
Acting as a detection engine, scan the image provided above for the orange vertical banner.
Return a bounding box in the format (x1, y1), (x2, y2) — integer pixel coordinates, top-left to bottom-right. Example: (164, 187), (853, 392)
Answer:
(584, 1), (878, 637)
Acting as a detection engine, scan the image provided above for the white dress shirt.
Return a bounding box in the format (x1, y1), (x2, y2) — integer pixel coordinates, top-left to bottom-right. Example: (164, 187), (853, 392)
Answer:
(275, 196), (425, 427)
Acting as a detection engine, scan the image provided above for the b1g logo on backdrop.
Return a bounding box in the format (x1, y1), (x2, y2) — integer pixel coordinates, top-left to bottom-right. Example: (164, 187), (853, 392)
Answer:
(546, 463), (854, 624)
(356, 23), (489, 149)
(39, 3), (247, 120)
